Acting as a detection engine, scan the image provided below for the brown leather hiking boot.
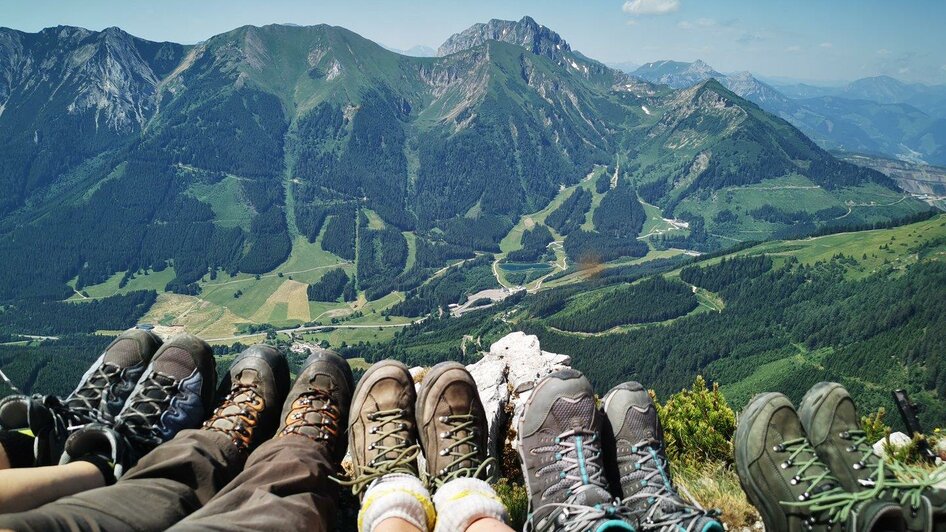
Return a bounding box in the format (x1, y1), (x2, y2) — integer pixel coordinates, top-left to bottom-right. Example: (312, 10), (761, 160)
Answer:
(345, 360), (419, 499)
(276, 348), (354, 462)
(202, 345), (289, 451)
(416, 361), (493, 490)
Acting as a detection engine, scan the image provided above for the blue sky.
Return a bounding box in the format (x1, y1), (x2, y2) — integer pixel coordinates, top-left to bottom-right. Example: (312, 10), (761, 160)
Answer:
(2, 0), (944, 85)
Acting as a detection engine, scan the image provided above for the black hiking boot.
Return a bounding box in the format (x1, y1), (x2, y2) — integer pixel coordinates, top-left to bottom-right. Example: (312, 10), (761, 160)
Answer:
(735, 392), (906, 531)
(800, 382), (946, 532)
(202, 345), (290, 451)
(276, 348), (354, 462)
(602, 381), (723, 531)
(60, 334), (215, 478)
(519, 369), (633, 532)
(30, 328), (163, 465)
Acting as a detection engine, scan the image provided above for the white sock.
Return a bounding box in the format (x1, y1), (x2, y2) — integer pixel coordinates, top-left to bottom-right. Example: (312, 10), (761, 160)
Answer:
(432, 477), (509, 532)
(359, 473), (436, 532)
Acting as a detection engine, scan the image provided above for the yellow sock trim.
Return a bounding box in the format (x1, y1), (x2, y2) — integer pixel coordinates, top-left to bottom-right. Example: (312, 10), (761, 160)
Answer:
(358, 486), (437, 531)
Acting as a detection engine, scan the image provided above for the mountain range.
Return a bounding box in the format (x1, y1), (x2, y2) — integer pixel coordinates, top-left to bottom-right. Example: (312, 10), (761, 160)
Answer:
(623, 60), (946, 166)
(0, 17), (932, 305)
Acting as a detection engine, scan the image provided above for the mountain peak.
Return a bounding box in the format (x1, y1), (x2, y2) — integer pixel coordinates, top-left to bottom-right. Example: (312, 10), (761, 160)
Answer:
(437, 16), (570, 59)
(633, 59), (723, 88)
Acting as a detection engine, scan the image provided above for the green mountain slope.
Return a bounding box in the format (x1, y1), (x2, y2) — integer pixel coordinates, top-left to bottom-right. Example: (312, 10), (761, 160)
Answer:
(0, 20), (931, 311)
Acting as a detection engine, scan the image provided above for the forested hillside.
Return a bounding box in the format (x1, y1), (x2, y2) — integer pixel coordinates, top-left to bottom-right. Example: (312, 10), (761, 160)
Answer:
(347, 215), (946, 430)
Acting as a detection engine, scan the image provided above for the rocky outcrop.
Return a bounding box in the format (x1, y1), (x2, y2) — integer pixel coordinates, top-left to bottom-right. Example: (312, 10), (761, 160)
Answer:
(465, 331), (571, 462)
(438, 16), (570, 60)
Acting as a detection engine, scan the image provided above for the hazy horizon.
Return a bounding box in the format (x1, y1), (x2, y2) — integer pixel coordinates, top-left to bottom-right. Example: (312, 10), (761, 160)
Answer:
(1, 0), (945, 85)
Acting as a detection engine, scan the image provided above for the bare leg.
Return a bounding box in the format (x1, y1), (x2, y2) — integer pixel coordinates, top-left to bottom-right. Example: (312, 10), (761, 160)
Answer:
(0, 447), (10, 470)
(374, 516), (514, 532)
(0, 462), (104, 513)
(376, 517), (424, 532)
(467, 517), (516, 532)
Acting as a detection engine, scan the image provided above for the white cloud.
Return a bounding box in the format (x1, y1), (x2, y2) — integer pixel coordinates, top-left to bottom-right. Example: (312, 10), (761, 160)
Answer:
(819, 42), (833, 48)
(786, 45), (802, 52)
(877, 49), (892, 56)
(623, 0), (680, 16)
(625, 19), (639, 26)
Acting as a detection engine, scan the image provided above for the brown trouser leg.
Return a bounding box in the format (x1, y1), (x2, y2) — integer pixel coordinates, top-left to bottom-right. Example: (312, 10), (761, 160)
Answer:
(169, 434), (339, 531)
(0, 430), (338, 531)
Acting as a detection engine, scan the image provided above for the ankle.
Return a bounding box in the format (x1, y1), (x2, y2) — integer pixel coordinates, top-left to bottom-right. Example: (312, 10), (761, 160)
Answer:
(432, 477), (508, 532)
(359, 474), (435, 532)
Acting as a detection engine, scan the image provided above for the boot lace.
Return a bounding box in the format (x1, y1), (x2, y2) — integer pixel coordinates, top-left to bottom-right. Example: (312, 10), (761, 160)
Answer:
(775, 437), (878, 526)
(202, 383), (265, 450)
(621, 439), (720, 530)
(525, 429), (630, 531)
(526, 496), (635, 532)
(117, 372), (178, 449)
(429, 413), (496, 488)
(63, 364), (122, 424)
(279, 389), (341, 443)
(337, 407), (420, 496)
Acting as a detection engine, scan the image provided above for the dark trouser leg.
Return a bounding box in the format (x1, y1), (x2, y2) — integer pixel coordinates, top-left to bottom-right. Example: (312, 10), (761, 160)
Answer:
(0, 430), (243, 532)
(169, 434), (339, 532)
(0, 430), (36, 468)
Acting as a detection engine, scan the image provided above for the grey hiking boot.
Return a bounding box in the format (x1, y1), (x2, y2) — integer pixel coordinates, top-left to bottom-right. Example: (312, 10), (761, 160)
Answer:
(60, 333), (216, 477)
(343, 360), (420, 499)
(800, 382), (946, 532)
(735, 392), (906, 531)
(203, 345), (290, 452)
(602, 382), (723, 532)
(519, 369), (634, 532)
(276, 347), (354, 462)
(31, 327), (163, 465)
(416, 361), (494, 490)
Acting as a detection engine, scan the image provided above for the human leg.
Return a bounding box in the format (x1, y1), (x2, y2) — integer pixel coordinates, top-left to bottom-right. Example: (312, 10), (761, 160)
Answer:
(0, 337), (252, 531)
(601, 381), (723, 531)
(169, 347), (352, 531)
(354, 360), (514, 532)
(416, 362), (511, 532)
(734, 392), (905, 531)
(518, 369), (634, 531)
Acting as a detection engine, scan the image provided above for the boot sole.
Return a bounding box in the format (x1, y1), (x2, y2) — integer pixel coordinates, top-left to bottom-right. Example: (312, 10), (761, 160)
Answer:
(734, 392), (790, 532)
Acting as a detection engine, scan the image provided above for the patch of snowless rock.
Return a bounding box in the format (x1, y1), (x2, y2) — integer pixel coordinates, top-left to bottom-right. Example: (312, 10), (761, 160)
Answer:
(465, 331), (571, 459)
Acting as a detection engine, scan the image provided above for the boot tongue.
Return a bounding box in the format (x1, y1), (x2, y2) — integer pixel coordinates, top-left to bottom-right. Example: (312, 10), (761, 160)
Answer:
(570, 484), (614, 506)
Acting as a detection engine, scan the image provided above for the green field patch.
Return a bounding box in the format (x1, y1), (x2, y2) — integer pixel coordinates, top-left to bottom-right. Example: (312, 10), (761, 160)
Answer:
(69, 267), (177, 301)
(186, 175), (254, 230)
(403, 232), (417, 272)
(268, 302), (289, 323)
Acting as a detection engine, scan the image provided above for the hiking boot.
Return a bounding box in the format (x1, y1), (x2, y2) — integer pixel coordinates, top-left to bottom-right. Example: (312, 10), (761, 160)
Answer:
(59, 334), (215, 477)
(276, 348), (353, 462)
(31, 328), (163, 465)
(344, 360), (420, 499)
(416, 361), (494, 489)
(735, 392), (906, 531)
(203, 345), (290, 451)
(519, 369), (633, 532)
(800, 382), (946, 531)
(602, 381), (722, 531)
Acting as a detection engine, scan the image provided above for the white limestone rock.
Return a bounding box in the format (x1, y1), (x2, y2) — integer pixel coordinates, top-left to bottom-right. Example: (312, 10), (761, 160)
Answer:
(873, 431), (913, 458)
(465, 331), (571, 459)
